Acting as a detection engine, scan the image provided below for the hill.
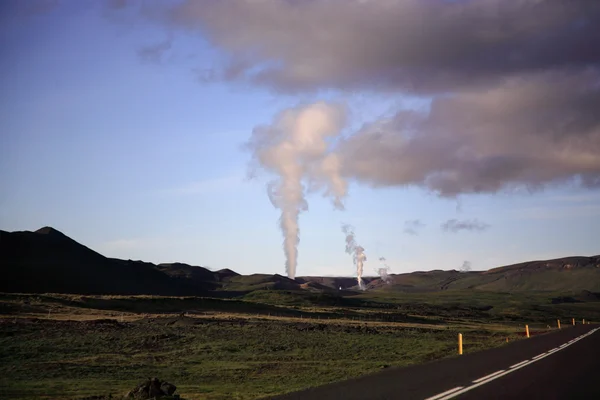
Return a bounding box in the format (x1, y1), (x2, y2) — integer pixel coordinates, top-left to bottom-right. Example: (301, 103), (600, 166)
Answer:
(440, 256), (600, 292)
(0, 227), (598, 295)
(295, 276), (376, 291)
(351, 257), (600, 293)
(299, 258), (599, 293)
(222, 273), (301, 291)
(0, 227), (202, 295)
(155, 262), (220, 291)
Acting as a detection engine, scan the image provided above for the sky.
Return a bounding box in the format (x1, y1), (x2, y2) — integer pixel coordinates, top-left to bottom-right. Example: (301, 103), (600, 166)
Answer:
(1, 0), (599, 278)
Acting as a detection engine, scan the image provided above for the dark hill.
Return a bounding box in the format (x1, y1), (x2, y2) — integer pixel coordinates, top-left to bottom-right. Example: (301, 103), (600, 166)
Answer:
(222, 273), (301, 291)
(156, 262), (219, 290)
(1, 226), (598, 295)
(297, 256), (600, 293)
(486, 256), (600, 272)
(296, 276), (376, 290)
(0, 228), (202, 296)
(450, 255), (600, 292)
(36, 226), (71, 237)
(215, 268), (240, 281)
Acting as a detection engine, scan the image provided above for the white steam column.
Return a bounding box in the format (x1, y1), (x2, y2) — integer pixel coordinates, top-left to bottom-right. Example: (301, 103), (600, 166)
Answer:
(342, 224), (367, 290)
(247, 102), (348, 279)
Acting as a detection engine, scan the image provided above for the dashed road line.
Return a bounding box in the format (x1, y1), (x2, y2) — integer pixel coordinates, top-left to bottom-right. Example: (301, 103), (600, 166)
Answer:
(426, 328), (598, 400)
(472, 370), (505, 383)
(424, 386), (464, 400)
(510, 360), (530, 369)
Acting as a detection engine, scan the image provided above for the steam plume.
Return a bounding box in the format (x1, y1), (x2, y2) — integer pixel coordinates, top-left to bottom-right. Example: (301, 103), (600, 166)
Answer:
(246, 102), (347, 279)
(116, 1), (600, 195)
(342, 224), (366, 290)
(377, 257), (392, 284)
(460, 261), (472, 272)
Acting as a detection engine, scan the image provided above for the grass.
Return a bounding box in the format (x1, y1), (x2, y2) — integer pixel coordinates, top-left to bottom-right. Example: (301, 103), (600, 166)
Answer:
(353, 290), (600, 324)
(0, 290), (597, 399)
(0, 317), (513, 400)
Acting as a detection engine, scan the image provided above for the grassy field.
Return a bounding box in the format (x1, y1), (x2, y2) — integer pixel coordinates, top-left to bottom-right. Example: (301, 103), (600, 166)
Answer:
(0, 291), (597, 400)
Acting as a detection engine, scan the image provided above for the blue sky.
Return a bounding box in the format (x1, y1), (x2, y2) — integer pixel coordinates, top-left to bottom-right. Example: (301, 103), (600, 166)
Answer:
(1, 2), (598, 277)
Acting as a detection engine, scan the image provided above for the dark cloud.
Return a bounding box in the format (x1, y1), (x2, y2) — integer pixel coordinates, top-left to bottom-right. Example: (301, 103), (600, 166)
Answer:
(442, 219), (490, 233)
(107, 0), (600, 196)
(138, 39), (172, 64)
(403, 219), (425, 235)
(151, 0), (600, 195)
(338, 70), (600, 196)
(166, 0), (600, 94)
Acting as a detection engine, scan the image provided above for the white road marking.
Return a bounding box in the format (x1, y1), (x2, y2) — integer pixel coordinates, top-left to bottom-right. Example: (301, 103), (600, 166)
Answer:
(433, 365), (529, 400)
(427, 328), (598, 400)
(473, 370), (505, 383)
(424, 386), (464, 400)
(510, 360), (530, 369)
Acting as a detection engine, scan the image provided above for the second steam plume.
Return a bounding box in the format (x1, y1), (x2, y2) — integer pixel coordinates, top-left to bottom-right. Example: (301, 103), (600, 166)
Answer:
(377, 257), (392, 284)
(246, 102), (347, 279)
(342, 224), (366, 290)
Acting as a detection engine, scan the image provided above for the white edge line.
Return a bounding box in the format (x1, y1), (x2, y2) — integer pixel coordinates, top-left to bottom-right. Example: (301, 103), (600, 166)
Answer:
(510, 360), (530, 368)
(424, 386), (464, 400)
(435, 359), (544, 400)
(431, 328), (598, 400)
(473, 370), (505, 383)
(532, 353), (546, 359)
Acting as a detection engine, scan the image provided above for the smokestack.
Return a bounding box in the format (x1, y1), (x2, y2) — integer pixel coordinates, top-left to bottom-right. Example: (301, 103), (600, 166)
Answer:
(341, 224), (367, 290)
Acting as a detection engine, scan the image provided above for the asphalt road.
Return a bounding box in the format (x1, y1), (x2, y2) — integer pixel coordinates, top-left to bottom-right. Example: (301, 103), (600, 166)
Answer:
(268, 324), (599, 400)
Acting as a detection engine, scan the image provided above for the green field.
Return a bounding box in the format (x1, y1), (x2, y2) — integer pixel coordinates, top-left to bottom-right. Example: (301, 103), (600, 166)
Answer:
(0, 291), (597, 400)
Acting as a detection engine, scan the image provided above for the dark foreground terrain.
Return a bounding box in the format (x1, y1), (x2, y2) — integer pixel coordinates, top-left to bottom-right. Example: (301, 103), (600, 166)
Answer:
(272, 324), (599, 400)
(1, 227), (598, 399)
(0, 312), (505, 399)
(1, 292), (598, 399)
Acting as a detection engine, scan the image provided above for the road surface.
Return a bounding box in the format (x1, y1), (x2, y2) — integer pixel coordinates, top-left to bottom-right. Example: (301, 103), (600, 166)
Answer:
(268, 324), (599, 400)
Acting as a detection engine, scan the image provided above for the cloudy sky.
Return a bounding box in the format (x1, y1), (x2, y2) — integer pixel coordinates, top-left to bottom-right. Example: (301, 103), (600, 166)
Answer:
(1, 0), (599, 277)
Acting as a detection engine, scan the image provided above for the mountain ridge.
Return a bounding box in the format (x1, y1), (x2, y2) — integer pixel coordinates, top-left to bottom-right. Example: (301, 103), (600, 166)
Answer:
(1, 227), (598, 295)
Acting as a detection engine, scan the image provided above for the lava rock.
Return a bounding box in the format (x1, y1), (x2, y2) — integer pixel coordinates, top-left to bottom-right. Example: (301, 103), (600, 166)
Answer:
(125, 377), (177, 399)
